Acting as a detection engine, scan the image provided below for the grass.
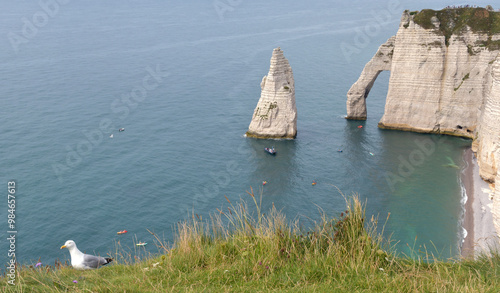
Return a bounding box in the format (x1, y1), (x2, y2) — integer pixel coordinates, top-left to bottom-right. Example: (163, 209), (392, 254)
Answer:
(2, 188), (500, 292)
(412, 7), (500, 48)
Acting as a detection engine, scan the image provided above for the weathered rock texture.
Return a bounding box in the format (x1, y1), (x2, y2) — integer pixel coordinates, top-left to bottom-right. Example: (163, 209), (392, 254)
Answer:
(246, 47), (297, 139)
(347, 8), (500, 237)
(488, 58), (500, 241)
(476, 58), (500, 182)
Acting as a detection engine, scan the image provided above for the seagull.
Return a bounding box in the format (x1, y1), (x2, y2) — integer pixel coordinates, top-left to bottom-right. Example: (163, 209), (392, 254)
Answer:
(60, 240), (113, 270)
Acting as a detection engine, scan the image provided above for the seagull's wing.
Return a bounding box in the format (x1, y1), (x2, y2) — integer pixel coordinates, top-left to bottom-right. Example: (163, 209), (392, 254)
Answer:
(82, 254), (111, 269)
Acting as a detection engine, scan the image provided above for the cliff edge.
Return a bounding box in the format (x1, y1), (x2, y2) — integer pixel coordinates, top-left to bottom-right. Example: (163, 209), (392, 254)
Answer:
(246, 47), (297, 139)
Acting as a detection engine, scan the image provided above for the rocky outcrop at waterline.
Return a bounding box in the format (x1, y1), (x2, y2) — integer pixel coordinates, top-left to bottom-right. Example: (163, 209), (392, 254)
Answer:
(246, 47), (297, 139)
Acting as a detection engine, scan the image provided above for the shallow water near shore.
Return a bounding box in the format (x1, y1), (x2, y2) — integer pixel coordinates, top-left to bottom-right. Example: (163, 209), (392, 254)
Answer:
(0, 0), (476, 269)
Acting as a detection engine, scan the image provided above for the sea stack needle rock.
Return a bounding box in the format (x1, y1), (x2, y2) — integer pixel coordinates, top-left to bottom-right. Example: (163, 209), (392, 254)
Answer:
(246, 47), (297, 139)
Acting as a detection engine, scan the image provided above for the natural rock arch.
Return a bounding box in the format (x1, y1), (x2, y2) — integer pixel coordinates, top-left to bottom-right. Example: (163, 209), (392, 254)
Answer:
(346, 36), (395, 120)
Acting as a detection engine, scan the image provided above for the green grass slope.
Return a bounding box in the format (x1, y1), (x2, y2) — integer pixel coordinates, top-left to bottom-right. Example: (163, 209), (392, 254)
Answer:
(2, 189), (500, 292)
(411, 7), (500, 49)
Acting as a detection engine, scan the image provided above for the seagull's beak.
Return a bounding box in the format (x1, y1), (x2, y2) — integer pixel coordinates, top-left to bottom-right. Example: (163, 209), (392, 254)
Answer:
(60, 245), (66, 249)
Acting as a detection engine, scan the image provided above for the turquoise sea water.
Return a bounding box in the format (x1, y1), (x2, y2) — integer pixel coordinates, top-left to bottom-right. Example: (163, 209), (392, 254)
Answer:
(0, 0), (480, 270)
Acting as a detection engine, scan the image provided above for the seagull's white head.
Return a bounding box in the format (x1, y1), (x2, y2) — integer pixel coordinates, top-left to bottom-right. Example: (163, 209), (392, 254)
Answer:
(60, 240), (77, 250)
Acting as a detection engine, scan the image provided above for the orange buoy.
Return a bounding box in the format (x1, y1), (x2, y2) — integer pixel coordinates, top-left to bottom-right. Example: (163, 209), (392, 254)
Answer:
(263, 181), (267, 185)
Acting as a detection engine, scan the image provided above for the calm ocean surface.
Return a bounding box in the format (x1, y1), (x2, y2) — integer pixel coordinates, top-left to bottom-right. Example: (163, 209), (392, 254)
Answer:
(1, 0), (479, 270)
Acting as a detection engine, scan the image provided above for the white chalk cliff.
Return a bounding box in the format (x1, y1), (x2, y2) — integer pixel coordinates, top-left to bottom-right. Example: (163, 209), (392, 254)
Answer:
(347, 8), (500, 236)
(486, 58), (500, 236)
(476, 58), (500, 183)
(246, 47), (297, 139)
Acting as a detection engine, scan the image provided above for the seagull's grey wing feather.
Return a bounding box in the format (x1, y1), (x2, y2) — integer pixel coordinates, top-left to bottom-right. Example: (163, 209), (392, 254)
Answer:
(82, 254), (110, 268)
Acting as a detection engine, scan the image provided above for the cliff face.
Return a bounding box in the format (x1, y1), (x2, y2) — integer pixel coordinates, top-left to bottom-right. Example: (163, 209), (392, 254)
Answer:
(477, 58), (500, 182)
(347, 9), (500, 137)
(347, 7), (499, 175)
(347, 7), (500, 233)
(378, 10), (499, 137)
(246, 47), (297, 139)
(488, 58), (500, 238)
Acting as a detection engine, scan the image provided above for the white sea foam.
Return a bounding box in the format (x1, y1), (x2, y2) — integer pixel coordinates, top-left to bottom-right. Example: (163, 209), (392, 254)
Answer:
(459, 150), (469, 245)
(460, 180), (468, 244)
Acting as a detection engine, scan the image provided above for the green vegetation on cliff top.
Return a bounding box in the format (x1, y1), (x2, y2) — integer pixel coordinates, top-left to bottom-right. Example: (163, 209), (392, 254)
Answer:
(3, 191), (500, 292)
(411, 7), (500, 48)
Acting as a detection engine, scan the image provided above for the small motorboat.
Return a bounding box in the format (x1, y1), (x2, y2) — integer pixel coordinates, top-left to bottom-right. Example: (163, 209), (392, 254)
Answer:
(117, 230), (128, 235)
(119, 128), (125, 132)
(264, 147), (276, 155)
(136, 242), (147, 246)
